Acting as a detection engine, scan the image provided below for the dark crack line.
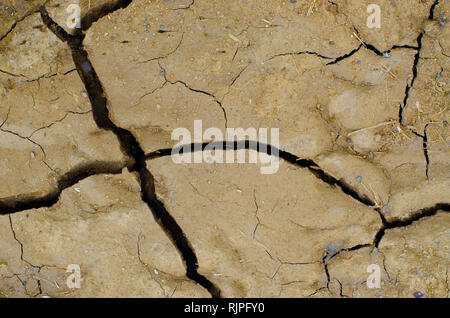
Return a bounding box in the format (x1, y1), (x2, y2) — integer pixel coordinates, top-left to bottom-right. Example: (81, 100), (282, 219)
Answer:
(396, 0), (440, 180)
(351, 25), (421, 56)
(399, 0), (440, 124)
(408, 126), (430, 180)
(0, 161), (127, 214)
(0, 3), (45, 41)
(8, 215), (25, 264)
(145, 141), (376, 207)
(373, 203), (450, 248)
(322, 253), (331, 291)
(0, 105), (11, 129)
(268, 36), (420, 66)
(266, 50), (333, 62)
(322, 242), (372, 292)
(79, 0), (133, 32)
(429, 0), (440, 20)
(39, 6), (221, 298)
(326, 44), (362, 65)
(399, 32), (423, 124)
(326, 41), (420, 66)
(0, 68), (24, 77)
(0, 127), (47, 158)
(160, 64), (229, 128)
(23, 0), (442, 298)
(0, 20), (18, 41)
(423, 124), (430, 179)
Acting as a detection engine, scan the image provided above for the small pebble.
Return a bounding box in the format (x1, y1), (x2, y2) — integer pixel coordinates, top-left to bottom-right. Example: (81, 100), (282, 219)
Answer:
(413, 291), (424, 298)
(356, 176), (362, 183)
(436, 73), (441, 79)
(329, 40), (335, 45)
(290, 0), (297, 3)
(383, 52), (390, 58)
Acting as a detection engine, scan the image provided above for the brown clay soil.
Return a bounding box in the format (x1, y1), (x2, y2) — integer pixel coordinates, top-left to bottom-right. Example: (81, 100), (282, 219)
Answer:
(0, 0), (448, 298)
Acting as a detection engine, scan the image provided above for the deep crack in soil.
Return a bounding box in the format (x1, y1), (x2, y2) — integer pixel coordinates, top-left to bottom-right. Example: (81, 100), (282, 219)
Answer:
(0, 0), (447, 298)
(0, 161), (126, 213)
(145, 141), (376, 206)
(39, 4), (221, 298)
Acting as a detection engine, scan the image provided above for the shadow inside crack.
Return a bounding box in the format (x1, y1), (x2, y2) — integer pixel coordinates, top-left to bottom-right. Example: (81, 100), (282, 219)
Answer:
(0, 161), (126, 214)
(39, 6), (221, 298)
(373, 203), (450, 247)
(146, 141), (376, 207)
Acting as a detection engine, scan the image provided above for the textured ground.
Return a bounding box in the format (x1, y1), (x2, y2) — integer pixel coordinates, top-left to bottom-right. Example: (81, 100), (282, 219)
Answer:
(0, 0), (448, 298)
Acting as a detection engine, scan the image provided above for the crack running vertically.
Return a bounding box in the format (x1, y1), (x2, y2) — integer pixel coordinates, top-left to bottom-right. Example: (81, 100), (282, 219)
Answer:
(322, 253), (331, 291)
(39, 6), (221, 298)
(399, 0), (440, 124)
(423, 124), (430, 179)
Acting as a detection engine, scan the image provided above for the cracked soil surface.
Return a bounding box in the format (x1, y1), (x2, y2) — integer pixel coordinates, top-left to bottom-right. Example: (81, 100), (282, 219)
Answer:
(0, 0), (448, 298)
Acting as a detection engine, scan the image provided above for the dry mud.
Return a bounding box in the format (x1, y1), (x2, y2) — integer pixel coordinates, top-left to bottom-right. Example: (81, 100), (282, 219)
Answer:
(0, 0), (448, 298)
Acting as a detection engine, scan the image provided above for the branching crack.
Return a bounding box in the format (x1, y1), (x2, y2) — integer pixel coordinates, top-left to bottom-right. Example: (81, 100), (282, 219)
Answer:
(158, 60), (228, 128)
(39, 6), (221, 298)
(373, 203), (449, 247)
(4, 0), (443, 298)
(399, 0), (440, 124)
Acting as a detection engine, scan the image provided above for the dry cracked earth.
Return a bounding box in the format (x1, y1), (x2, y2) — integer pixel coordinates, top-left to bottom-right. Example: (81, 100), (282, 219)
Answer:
(0, 0), (448, 298)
